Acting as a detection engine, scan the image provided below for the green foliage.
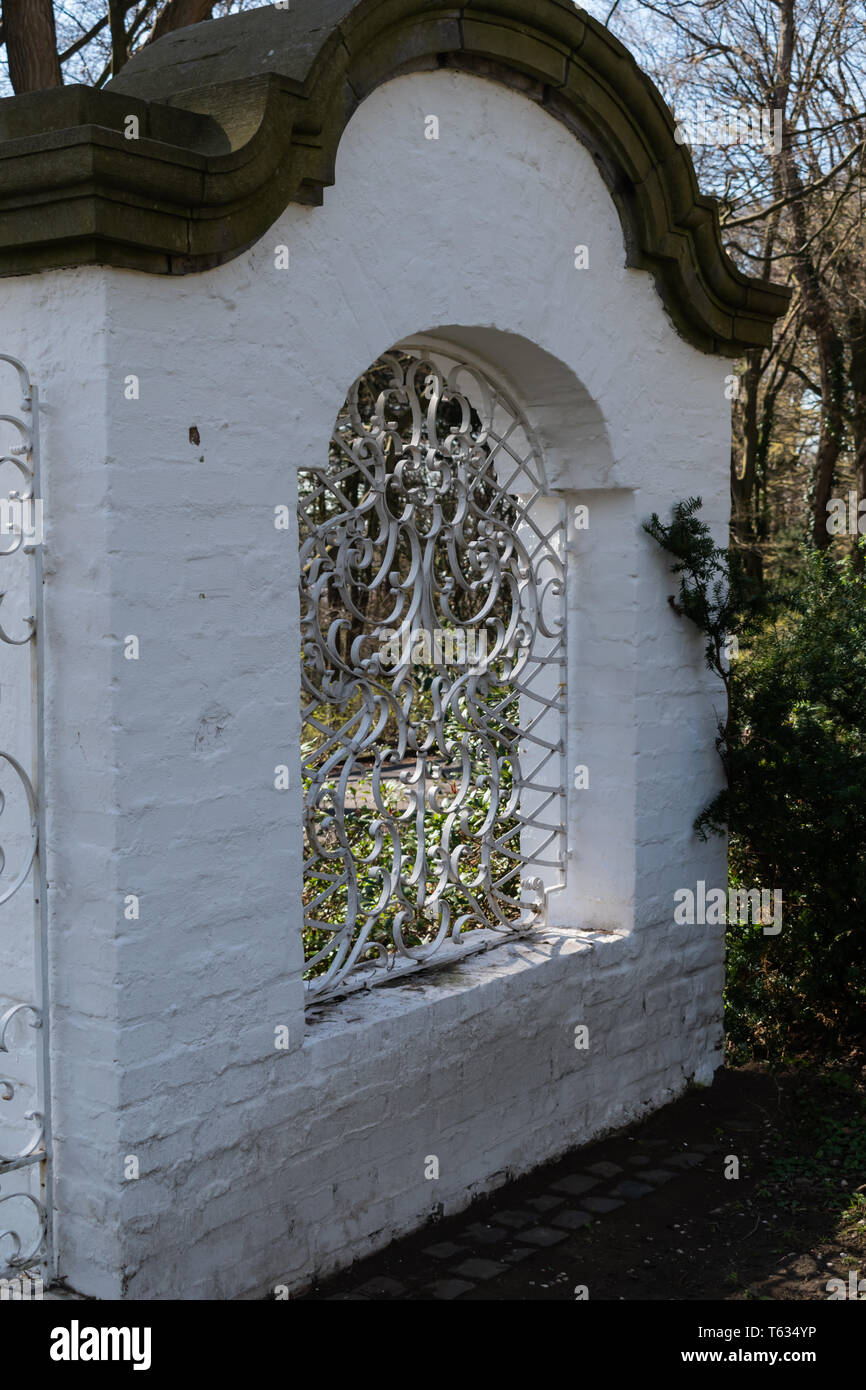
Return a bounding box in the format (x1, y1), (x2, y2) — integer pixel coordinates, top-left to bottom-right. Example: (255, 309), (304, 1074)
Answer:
(754, 1069), (866, 1217)
(645, 500), (866, 1060)
(643, 496), (740, 677)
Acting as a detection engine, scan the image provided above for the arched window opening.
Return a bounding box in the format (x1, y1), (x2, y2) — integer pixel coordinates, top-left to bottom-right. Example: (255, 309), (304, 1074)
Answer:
(299, 346), (566, 1000)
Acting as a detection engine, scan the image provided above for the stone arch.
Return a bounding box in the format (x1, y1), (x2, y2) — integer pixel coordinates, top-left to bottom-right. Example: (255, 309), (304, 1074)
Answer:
(408, 326), (616, 492)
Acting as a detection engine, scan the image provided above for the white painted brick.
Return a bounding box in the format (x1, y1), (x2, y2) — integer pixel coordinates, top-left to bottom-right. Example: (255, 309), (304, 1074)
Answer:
(0, 70), (732, 1299)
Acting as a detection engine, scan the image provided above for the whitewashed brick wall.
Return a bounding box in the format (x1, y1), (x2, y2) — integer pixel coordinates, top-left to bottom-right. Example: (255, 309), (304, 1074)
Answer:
(0, 69), (728, 1298)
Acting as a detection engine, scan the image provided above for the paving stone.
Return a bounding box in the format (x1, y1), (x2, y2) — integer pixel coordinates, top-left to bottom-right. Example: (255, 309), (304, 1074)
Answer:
(517, 1225), (569, 1247)
(610, 1180), (654, 1199)
(426, 1279), (474, 1300)
(451, 1257), (508, 1281)
(642, 1168), (678, 1185)
(663, 1152), (705, 1170)
(626, 1155), (651, 1167)
(352, 1276), (406, 1297)
(551, 1209), (594, 1230)
(491, 1209), (534, 1229)
(725, 1119), (763, 1133)
(585, 1160), (623, 1178)
(580, 1196), (625, 1214)
(502, 1245), (535, 1263)
(526, 1194), (564, 1214)
(692, 1142), (720, 1154)
(422, 1241), (465, 1260)
(463, 1223), (507, 1246)
(637, 1139), (668, 1149)
(550, 1174), (600, 1197)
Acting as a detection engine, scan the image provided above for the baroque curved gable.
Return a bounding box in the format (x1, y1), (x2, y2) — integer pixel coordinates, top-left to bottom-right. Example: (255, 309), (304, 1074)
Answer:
(0, 0), (789, 351)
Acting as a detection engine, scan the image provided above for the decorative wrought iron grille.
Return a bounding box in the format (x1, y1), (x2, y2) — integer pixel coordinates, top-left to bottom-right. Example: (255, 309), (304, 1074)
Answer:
(0, 356), (51, 1280)
(300, 347), (566, 1001)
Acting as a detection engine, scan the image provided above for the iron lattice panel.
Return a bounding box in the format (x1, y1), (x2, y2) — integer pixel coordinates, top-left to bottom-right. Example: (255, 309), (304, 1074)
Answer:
(299, 348), (566, 1001)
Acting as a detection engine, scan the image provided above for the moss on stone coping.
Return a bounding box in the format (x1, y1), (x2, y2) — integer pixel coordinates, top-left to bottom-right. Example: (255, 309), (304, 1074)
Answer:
(0, 0), (790, 352)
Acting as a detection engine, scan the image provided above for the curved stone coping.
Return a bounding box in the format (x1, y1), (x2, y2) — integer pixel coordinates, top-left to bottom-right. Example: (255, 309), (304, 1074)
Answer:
(0, 0), (790, 351)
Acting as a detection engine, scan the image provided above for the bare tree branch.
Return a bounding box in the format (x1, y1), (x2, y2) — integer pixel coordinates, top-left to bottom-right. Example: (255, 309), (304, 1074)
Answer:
(58, 16), (109, 65)
(723, 138), (866, 226)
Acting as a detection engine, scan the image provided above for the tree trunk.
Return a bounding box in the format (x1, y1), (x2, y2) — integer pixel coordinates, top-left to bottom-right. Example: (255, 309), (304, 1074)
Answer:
(3, 0), (62, 93)
(108, 0), (129, 76)
(732, 351), (762, 523)
(808, 317), (846, 547)
(848, 304), (866, 566)
(776, 0), (845, 548)
(147, 0), (217, 45)
(731, 349), (765, 576)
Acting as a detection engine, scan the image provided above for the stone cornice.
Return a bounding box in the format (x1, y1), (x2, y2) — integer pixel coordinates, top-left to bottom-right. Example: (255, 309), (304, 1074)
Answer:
(0, 0), (790, 351)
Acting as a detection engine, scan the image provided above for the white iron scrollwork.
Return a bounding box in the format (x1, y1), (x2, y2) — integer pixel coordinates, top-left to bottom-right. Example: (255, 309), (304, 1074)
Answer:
(300, 347), (566, 1001)
(0, 354), (51, 1281)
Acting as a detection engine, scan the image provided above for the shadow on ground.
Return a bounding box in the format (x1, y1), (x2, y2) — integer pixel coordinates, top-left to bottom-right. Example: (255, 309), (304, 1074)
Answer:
(298, 1064), (866, 1300)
